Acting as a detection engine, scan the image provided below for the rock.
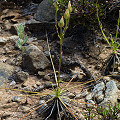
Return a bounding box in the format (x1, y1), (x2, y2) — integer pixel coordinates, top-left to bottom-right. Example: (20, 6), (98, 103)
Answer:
(103, 76), (111, 82)
(15, 71), (29, 82)
(101, 80), (118, 106)
(44, 74), (51, 81)
(34, 0), (56, 22)
(68, 93), (75, 99)
(86, 93), (93, 100)
(76, 90), (88, 99)
(86, 100), (95, 108)
(94, 91), (104, 103)
(86, 82), (105, 102)
(8, 35), (19, 41)
(9, 80), (16, 86)
(11, 96), (22, 102)
(38, 71), (46, 77)
(0, 62), (15, 86)
(92, 82), (105, 95)
(22, 44), (50, 72)
(0, 37), (7, 46)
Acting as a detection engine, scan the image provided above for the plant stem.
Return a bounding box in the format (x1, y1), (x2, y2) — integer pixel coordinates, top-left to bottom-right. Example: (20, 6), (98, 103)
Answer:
(58, 27), (63, 87)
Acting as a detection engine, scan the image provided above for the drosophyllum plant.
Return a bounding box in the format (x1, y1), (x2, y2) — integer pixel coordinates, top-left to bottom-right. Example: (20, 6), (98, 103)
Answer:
(96, 2), (120, 75)
(18, 1), (80, 120)
(16, 23), (28, 52)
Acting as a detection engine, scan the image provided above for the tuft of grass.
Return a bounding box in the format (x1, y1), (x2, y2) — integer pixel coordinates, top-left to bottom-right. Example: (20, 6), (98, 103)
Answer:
(98, 103), (120, 120)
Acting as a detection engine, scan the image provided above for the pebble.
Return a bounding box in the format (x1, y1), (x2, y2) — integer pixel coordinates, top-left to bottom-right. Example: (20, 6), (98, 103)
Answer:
(86, 100), (95, 108)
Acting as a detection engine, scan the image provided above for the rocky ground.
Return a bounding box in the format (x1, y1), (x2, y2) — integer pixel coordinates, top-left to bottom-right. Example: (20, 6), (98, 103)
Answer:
(0, 0), (120, 120)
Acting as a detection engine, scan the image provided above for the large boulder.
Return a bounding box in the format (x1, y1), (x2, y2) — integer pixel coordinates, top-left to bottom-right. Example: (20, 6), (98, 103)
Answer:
(22, 44), (50, 72)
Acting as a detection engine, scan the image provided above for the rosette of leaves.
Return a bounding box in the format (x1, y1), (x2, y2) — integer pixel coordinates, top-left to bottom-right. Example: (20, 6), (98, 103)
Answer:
(16, 23), (28, 52)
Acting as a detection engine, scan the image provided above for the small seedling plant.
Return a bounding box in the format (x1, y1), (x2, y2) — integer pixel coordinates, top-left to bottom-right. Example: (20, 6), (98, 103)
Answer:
(96, 2), (120, 75)
(16, 23), (28, 52)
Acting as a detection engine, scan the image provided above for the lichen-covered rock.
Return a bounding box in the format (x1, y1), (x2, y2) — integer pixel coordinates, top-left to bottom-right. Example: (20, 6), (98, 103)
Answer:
(101, 80), (118, 106)
(86, 82), (105, 102)
(92, 82), (105, 95)
(22, 44), (50, 72)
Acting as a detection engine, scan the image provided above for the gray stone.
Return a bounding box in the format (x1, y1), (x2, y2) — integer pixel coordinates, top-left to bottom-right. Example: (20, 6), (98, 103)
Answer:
(94, 91), (104, 103)
(86, 100), (95, 108)
(38, 71), (46, 77)
(9, 80), (16, 86)
(0, 37), (7, 45)
(11, 96), (22, 102)
(101, 80), (118, 106)
(15, 71), (29, 82)
(34, 0), (55, 22)
(92, 82), (105, 95)
(0, 62), (15, 86)
(86, 93), (93, 100)
(103, 76), (111, 82)
(8, 35), (19, 41)
(68, 93), (75, 99)
(22, 44), (50, 72)
(76, 90), (88, 99)
(86, 82), (105, 102)
(44, 74), (51, 81)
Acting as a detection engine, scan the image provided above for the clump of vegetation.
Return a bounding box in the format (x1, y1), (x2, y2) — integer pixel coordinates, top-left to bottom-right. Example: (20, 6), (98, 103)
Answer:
(97, 2), (120, 75)
(98, 103), (120, 120)
(16, 23), (28, 52)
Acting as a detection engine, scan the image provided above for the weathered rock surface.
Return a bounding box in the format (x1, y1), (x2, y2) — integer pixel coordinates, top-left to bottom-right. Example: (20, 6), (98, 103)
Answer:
(0, 37), (7, 45)
(34, 0), (55, 22)
(86, 82), (105, 102)
(0, 62), (15, 86)
(92, 82), (105, 94)
(22, 44), (50, 72)
(15, 71), (29, 82)
(86, 100), (95, 108)
(101, 80), (118, 106)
